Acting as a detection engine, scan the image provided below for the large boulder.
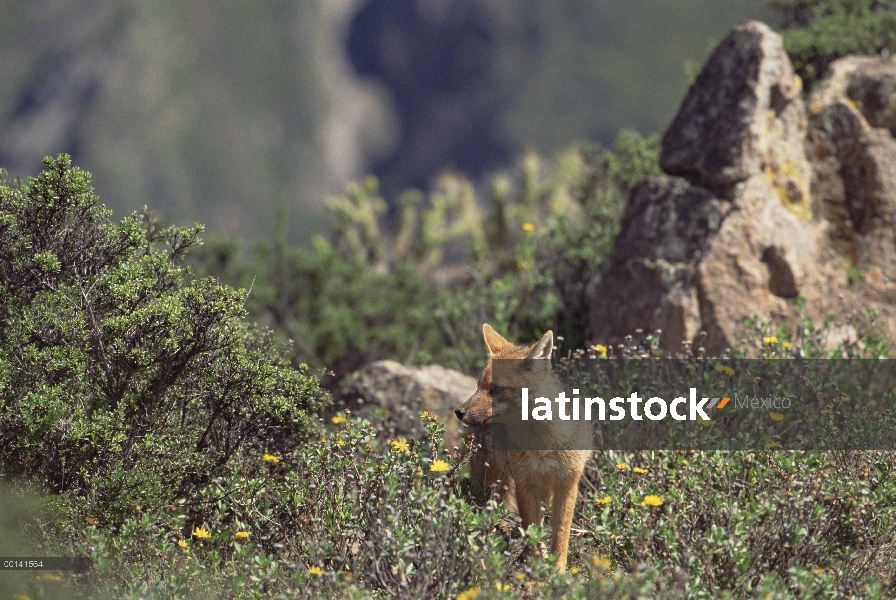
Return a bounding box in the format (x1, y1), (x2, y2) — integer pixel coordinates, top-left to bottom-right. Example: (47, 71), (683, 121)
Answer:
(591, 21), (824, 353)
(588, 176), (727, 347)
(807, 56), (896, 285)
(694, 174), (825, 351)
(660, 20), (811, 215)
(590, 174), (827, 353)
(338, 360), (474, 447)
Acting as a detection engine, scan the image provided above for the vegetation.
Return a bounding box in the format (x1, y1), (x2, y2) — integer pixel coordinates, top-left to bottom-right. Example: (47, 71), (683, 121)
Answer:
(4, 325), (896, 598)
(0, 156), (329, 526)
(190, 131), (660, 382)
(765, 0), (896, 88)
(2, 145), (895, 598)
(4, 11), (896, 591)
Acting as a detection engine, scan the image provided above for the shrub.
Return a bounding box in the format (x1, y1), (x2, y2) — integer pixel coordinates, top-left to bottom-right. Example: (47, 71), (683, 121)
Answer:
(191, 132), (661, 378)
(0, 156), (329, 521)
(766, 0), (896, 89)
(2, 158), (894, 599)
(21, 393), (896, 598)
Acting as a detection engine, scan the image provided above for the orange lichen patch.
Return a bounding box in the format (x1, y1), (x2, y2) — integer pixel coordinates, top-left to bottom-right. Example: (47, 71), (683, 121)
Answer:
(764, 161), (811, 219)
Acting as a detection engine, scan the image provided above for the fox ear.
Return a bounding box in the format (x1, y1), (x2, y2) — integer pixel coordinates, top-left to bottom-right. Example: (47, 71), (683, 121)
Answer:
(526, 330), (554, 360)
(483, 323), (512, 356)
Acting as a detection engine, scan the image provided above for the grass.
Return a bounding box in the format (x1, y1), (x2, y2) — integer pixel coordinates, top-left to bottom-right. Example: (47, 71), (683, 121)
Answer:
(4, 396), (895, 598)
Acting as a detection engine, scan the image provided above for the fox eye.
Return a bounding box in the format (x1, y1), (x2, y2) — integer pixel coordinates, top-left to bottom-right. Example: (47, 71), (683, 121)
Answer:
(490, 385), (506, 395)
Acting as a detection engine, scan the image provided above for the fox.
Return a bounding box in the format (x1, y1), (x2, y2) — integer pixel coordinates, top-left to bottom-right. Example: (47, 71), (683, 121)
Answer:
(454, 324), (592, 571)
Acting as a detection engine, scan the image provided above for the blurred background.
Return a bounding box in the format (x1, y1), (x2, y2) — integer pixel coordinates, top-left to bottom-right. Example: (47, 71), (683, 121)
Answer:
(0, 0), (773, 243)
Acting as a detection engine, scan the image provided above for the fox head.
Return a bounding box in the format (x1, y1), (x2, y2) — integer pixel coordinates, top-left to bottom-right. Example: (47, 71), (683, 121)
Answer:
(454, 324), (554, 426)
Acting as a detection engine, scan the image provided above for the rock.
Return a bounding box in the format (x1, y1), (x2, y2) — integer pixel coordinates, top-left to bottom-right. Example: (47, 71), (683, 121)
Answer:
(588, 176), (728, 348)
(807, 56), (896, 281)
(591, 21), (823, 353)
(660, 21), (811, 219)
(591, 21), (896, 352)
(809, 56), (896, 134)
(694, 174), (823, 351)
(590, 173), (823, 353)
(339, 360), (474, 447)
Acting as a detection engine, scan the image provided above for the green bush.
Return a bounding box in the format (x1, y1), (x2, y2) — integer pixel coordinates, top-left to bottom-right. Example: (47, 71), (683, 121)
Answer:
(766, 0), (896, 89)
(191, 132), (661, 379)
(0, 156), (329, 521)
(21, 395), (896, 598)
(2, 155), (895, 599)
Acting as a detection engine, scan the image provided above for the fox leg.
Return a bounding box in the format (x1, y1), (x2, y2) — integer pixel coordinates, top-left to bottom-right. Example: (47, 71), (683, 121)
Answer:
(496, 477), (517, 514)
(515, 488), (544, 562)
(548, 481), (579, 571)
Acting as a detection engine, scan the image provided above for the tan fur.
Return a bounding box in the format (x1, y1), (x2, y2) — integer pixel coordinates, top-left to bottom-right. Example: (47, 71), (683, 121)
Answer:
(455, 324), (592, 571)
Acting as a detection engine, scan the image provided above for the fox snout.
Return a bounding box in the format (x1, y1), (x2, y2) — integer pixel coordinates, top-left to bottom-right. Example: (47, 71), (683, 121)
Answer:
(455, 390), (492, 426)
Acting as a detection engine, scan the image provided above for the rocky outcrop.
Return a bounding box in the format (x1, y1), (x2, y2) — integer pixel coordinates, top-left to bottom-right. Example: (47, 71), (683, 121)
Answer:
(589, 20), (896, 352)
(807, 56), (896, 285)
(694, 173), (826, 351)
(660, 21), (812, 211)
(338, 360), (474, 447)
(588, 177), (726, 347)
(591, 21), (833, 353)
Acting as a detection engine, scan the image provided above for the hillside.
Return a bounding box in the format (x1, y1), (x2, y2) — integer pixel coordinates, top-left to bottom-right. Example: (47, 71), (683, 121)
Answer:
(0, 0), (771, 241)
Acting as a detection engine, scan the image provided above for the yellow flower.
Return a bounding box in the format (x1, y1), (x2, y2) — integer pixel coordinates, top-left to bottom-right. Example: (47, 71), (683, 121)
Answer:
(592, 555), (611, 569)
(590, 344), (608, 357)
(457, 588), (481, 600)
(769, 412), (785, 421)
(86, 517), (98, 525)
(390, 439), (410, 453)
(640, 494), (663, 507)
(633, 467), (649, 474)
(192, 527), (212, 539)
(765, 441), (780, 449)
(336, 439), (346, 447)
(235, 531), (250, 539)
(783, 342), (792, 349)
(262, 454), (280, 463)
(522, 222), (535, 233)
(841, 395), (850, 403)
(716, 365), (735, 377)
(177, 539), (189, 549)
(307, 566), (325, 576)
(615, 463), (627, 470)
(515, 572), (526, 580)
(571, 567), (579, 574)
(420, 411), (435, 420)
(331, 415), (346, 424)
(596, 496), (611, 504)
(430, 459), (451, 473)
(763, 336), (779, 345)
(495, 581), (511, 592)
